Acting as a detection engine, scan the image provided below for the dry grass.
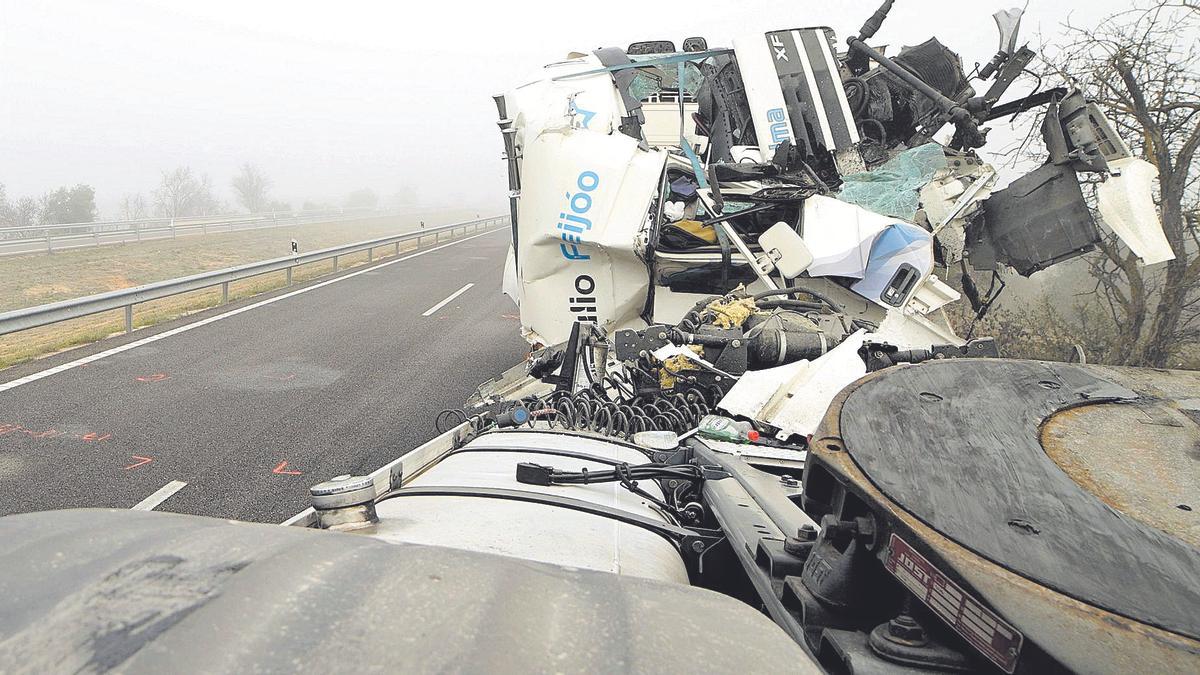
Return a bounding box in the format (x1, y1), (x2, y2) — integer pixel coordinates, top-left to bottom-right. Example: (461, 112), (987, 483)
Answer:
(0, 210), (483, 369)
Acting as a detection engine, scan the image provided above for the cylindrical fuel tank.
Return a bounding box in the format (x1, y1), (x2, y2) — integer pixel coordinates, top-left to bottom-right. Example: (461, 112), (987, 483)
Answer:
(369, 429), (690, 585)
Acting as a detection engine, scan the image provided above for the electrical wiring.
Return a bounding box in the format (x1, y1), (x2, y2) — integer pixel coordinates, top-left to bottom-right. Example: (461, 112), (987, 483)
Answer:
(515, 460), (714, 518)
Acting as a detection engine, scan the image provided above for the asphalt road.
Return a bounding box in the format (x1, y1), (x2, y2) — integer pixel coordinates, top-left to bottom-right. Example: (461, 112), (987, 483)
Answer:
(0, 228), (527, 522)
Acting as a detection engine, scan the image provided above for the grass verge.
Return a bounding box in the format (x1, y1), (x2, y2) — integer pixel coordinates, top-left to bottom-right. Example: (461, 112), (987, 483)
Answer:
(0, 210), (486, 370)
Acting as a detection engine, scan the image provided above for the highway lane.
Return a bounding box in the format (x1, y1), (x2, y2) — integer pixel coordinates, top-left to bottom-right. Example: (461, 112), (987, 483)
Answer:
(0, 228), (527, 522)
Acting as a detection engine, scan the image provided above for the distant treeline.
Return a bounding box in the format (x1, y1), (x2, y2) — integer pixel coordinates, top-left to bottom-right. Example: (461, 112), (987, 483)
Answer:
(0, 164), (387, 226)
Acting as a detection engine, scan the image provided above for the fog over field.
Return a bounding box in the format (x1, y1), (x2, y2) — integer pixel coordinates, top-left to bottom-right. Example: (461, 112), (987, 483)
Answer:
(1, 0), (1137, 217)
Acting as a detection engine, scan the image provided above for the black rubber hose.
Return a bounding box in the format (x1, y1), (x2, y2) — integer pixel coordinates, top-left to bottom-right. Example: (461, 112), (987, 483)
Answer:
(755, 299), (825, 312)
(751, 287), (843, 312)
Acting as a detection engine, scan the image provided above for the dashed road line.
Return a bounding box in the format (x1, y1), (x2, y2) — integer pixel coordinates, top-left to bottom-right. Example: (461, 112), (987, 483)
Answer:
(131, 480), (188, 510)
(0, 228), (504, 394)
(422, 283), (474, 317)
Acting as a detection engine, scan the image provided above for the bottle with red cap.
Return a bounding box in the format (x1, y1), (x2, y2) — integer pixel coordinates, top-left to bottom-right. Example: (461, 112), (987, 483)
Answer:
(697, 414), (760, 443)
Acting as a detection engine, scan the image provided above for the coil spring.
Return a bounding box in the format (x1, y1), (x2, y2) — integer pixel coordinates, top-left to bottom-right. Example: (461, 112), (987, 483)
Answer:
(525, 382), (713, 440)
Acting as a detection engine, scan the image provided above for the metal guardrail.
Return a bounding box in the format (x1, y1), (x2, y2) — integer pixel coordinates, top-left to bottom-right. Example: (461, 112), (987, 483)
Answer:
(0, 207), (412, 255)
(0, 216), (507, 337)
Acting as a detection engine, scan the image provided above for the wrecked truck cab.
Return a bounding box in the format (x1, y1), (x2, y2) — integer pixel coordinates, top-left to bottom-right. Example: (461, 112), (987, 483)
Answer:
(494, 3), (1170, 353)
(364, 6), (1198, 674)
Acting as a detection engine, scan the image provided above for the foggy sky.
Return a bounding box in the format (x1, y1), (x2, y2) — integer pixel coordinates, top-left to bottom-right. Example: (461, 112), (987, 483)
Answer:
(1, 0), (1140, 217)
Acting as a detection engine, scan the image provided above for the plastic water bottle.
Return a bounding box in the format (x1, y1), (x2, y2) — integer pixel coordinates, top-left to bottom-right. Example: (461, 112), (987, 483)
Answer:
(698, 414), (760, 443)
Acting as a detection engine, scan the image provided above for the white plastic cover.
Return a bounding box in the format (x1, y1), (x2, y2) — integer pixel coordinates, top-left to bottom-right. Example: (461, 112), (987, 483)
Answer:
(803, 196), (892, 277)
(1097, 157), (1175, 265)
(907, 275), (961, 315)
(802, 196), (933, 308)
(514, 128), (666, 346)
(718, 330), (868, 438)
(849, 222), (934, 306)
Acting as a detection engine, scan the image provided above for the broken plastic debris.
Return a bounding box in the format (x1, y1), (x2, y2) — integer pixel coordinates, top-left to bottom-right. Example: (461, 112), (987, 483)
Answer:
(801, 196), (894, 279)
(719, 331), (868, 438)
(837, 143), (948, 220)
(850, 222), (934, 308)
(1097, 157), (1175, 265)
(906, 275), (961, 315)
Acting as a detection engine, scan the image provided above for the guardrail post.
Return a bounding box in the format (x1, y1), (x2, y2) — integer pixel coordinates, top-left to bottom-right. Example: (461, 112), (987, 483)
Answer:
(368, 247), (373, 263)
(222, 282), (229, 304)
(203, 223), (208, 235)
(125, 305), (133, 333)
(94, 230), (100, 247)
(286, 267), (293, 285)
(333, 256), (338, 272)
(394, 241), (400, 255)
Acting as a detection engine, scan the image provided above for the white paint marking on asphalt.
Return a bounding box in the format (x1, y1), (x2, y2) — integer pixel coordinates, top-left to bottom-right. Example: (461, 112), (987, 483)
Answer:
(0, 228), (505, 393)
(422, 283), (474, 317)
(131, 480), (188, 511)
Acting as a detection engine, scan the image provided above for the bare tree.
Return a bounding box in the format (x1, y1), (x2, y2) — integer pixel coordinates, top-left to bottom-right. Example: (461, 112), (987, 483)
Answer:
(7, 196), (42, 229)
(153, 166), (221, 218)
(231, 163), (272, 213)
(1034, 1), (1200, 366)
(0, 184), (13, 225)
(119, 193), (148, 220)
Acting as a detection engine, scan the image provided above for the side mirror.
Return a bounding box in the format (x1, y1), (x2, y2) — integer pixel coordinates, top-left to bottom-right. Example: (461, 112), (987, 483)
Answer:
(758, 222), (814, 279)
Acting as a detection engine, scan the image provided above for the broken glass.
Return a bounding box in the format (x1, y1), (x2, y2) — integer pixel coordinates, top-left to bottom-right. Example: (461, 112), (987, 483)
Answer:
(836, 142), (947, 220)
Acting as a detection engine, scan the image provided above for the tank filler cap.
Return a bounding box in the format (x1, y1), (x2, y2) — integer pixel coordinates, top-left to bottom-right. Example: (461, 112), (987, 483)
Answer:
(310, 474), (376, 510)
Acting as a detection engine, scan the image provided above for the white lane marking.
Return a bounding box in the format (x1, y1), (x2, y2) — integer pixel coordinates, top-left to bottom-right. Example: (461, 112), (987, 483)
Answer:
(422, 283), (474, 317)
(0, 228), (505, 393)
(131, 480), (188, 511)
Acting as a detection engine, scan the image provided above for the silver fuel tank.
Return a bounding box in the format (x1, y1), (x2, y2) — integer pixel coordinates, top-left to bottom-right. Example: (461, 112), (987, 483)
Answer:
(366, 429), (690, 585)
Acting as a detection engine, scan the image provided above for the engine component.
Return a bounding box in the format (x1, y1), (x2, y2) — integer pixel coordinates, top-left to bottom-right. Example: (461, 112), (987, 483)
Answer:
(860, 337), (999, 371)
(744, 311), (840, 367)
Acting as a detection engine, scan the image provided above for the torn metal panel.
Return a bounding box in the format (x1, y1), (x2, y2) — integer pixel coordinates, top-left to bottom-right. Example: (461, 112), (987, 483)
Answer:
(514, 128), (665, 345)
(978, 162), (1099, 276)
(503, 54), (627, 145)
